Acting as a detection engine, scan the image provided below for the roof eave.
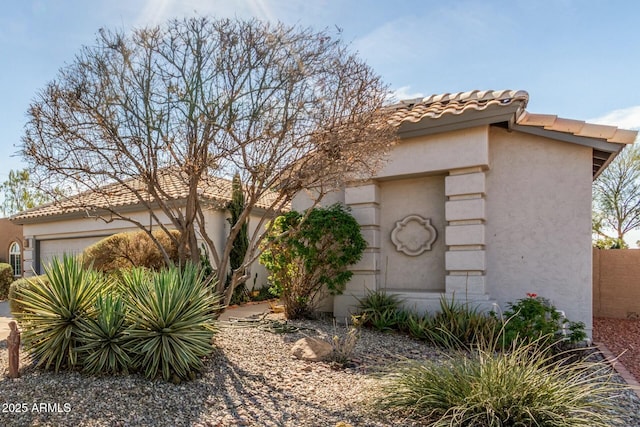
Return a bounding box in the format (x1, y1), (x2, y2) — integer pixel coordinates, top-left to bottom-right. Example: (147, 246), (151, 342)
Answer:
(509, 123), (628, 179)
(397, 104), (522, 139)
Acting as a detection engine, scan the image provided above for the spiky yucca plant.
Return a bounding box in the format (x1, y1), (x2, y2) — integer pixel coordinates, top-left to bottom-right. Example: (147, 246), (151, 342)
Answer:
(16, 255), (105, 371)
(122, 264), (220, 382)
(76, 293), (131, 374)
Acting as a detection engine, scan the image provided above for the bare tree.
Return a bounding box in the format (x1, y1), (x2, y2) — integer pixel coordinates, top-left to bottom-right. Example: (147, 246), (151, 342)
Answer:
(22, 17), (396, 305)
(593, 144), (640, 248)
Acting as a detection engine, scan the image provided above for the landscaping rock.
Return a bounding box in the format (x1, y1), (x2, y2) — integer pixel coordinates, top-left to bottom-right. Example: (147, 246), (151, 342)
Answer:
(290, 337), (332, 362)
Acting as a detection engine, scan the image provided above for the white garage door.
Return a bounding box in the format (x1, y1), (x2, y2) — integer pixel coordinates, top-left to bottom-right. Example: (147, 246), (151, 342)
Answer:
(38, 236), (106, 273)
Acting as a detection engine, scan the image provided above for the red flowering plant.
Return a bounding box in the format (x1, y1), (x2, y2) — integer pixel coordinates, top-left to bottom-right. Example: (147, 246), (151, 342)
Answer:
(496, 293), (586, 349)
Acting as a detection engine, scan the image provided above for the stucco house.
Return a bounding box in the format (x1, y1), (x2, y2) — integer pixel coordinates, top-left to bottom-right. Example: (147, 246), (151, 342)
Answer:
(0, 218), (24, 278)
(10, 89), (637, 335)
(293, 89), (637, 335)
(10, 172), (273, 288)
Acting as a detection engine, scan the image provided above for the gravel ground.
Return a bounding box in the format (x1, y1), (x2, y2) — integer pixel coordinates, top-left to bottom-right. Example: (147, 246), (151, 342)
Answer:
(1, 315), (640, 427)
(594, 317), (640, 382)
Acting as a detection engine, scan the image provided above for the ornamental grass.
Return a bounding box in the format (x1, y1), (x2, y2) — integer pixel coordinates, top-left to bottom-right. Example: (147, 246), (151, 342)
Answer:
(376, 336), (624, 426)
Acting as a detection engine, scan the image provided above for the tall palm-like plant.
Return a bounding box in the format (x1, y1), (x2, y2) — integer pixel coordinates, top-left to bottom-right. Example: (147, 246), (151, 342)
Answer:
(122, 264), (220, 382)
(16, 255), (105, 371)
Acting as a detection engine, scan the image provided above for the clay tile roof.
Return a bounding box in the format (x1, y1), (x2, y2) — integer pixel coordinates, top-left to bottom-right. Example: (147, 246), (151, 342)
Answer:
(388, 89), (637, 179)
(387, 89), (530, 127)
(516, 111), (637, 145)
(11, 170), (281, 222)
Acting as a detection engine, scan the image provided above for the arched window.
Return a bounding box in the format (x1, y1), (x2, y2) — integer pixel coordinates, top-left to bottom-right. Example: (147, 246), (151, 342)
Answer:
(9, 242), (21, 277)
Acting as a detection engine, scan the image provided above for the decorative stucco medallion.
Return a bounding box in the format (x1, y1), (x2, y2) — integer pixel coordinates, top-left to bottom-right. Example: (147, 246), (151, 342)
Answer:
(390, 215), (437, 256)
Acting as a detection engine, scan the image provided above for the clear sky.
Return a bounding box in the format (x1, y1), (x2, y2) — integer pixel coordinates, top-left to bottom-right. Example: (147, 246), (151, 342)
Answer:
(1, 0), (640, 183)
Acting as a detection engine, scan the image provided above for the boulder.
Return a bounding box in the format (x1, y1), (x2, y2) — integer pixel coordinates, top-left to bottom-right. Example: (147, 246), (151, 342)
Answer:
(290, 337), (333, 362)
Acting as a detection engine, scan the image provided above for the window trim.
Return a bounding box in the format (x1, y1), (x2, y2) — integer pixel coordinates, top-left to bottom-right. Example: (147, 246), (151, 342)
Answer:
(9, 241), (21, 277)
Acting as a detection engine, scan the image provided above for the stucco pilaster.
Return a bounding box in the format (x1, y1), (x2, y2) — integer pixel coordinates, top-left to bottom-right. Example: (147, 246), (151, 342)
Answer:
(22, 236), (35, 277)
(337, 182), (381, 317)
(445, 171), (487, 296)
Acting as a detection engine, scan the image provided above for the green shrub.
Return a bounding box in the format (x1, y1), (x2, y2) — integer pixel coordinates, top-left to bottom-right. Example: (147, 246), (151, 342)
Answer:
(121, 264), (220, 382)
(8, 275), (48, 316)
(394, 309), (413, 334)
(497, 293), (586, 349)
(76, 293), (131, 375)
(16, 255), (106, 372)
(377, 337), (623, 426)
(356, 290), (402, 331)
(405, 312), (431, 341)
(368, 308), (403, 332)
(425, 297), (500, 350)
(82, 229), (183, 273)
(0, 263), (14, 300)
(260, 204), (366, 319)
(226, 172), (250, 304)
(249, 284), (276, 302)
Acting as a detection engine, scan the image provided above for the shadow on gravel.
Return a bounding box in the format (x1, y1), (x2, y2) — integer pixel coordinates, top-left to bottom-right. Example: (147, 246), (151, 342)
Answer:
(0, 344), (375, 427)
(208, 349), (361, 426)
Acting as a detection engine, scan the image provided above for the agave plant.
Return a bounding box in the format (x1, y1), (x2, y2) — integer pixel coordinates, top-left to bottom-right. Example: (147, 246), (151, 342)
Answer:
(16, 255), (105, 372)
(405, 312), (432, 341)
(76, 293), (131, 375)
(122, 263), (221, 382)
(425, 296), (499, 350)
(356, 290), (403, 330)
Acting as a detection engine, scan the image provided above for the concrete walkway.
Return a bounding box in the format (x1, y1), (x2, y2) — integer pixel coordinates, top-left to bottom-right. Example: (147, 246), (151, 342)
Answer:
(0, 301), (13, 337)
(218, 301), (274, 321)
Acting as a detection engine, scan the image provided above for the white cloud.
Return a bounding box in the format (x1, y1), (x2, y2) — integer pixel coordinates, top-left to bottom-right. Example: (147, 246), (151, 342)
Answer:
(589, 106), (640, 131)
(388, 86), (425, 103)
(133, 0), (268, 27)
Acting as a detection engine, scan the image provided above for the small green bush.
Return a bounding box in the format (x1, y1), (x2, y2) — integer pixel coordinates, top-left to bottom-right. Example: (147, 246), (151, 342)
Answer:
(260, 204), (366, 319)
(377, 337), (624, 426)
(497, 293), (586, 349)
(8, 275), (48, 316)
(16, 255), (106, 372)
(121, 264), (220, 382)
(82, 229), (184, 273)
(0, 263), (14, 300)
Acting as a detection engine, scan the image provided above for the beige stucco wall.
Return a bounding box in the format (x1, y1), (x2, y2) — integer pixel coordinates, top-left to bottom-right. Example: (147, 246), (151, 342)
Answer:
(290, 189), (345, 212)
(208, 208), (270, 291)
(21, 207), (269, 289)
(485, 127), (593, 332)
(22, 211), (173, 238)
(22, 211), (168, 275)
(376, 126), (489, 178)
(293, 124), (595, 327)
(379, 175), (446, 291)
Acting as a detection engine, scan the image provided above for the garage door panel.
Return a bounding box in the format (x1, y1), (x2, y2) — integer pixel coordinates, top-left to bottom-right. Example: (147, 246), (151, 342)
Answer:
(39, 236), (105, 273)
